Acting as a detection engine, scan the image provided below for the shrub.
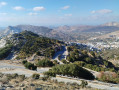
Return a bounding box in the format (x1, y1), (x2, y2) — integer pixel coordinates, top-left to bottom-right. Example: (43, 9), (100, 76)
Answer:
(32, 73), (40, 79)
(22, 60), (27, 64)
(44, 70), (56, 77)
(41, 76), (49, 81)
(37, 59), (54, 67)
(24, 62), (37, 70)
(6, 74), (18, 80)
(85, 57), (92, 63)
(80, 80), (88, 88)
(74, 61), (85, 67)
(36, 51), (42, 56)
(12, 73), (18, 78)
(61, 59), (69, 64)
(53, 60), (59, 65)
(18, 74), (26, 81)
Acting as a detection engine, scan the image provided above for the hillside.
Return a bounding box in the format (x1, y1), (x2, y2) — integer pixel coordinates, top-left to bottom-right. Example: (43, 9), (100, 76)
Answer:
(89, 30), (119, 40)
(54, 22), (119, 33)
(0, 30), (63, 60)
(3, 25), (52, 35)
(81, 26), (119, 33)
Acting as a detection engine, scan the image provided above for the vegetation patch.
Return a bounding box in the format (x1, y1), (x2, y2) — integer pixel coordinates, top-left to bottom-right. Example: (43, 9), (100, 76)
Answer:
(44, 63), (95, 80)
(22, 60), (37, 70)
(67, 46), (117, 72)
(13, 31), (62, 59)
(0, 44), (13, 59)
(32, 73), (40, 79)
(36, 59), (54, 67)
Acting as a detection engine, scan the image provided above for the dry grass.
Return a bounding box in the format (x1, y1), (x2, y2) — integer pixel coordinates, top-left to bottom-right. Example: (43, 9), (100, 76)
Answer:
(0, 73), (101, 90)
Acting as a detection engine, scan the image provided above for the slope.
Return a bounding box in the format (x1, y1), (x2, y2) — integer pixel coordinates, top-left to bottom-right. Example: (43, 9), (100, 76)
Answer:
(0, 30), (63, 60)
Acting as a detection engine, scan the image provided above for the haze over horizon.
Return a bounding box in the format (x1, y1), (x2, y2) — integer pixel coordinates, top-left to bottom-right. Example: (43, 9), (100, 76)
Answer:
(0, 0), (119, 27)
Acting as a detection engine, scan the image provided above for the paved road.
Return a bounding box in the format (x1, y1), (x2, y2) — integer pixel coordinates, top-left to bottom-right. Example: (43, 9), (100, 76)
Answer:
(54, 76), (119, 90)
(0, 61), (50, 77)
(52, 46), (68, 64)
(0, 62), (25, 69)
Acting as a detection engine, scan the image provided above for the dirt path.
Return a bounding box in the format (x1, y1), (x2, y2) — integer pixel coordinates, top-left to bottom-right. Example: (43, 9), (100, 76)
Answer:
(0, 61), (50, 77)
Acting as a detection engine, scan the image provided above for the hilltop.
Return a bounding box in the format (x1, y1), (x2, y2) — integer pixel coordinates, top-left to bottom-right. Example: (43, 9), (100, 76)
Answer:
(0, 30), (63, 60)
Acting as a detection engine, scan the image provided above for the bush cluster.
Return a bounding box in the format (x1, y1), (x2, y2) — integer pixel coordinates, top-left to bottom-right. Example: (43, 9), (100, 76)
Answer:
(36, 59), (54, 67)
(22, 60), (37, 70)
(32, 73), (40, 79)
(44, 64), (94, 80)
(66, 46), (116, 72)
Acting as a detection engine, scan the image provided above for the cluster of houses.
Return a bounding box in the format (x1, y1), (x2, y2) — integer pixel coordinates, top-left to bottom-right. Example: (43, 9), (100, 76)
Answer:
(87, 41), (119, 49)
(65, 42), (101, 52)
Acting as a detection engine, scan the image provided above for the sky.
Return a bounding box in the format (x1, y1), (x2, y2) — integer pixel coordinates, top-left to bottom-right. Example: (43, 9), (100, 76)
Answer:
(0, 0), (119, 26)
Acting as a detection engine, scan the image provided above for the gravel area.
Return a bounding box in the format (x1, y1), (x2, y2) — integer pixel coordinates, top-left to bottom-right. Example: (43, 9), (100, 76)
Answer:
(0, 61), (49, 77)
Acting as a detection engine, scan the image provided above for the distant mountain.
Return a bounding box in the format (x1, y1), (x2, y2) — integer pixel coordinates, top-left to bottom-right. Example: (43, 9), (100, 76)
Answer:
(102, 22), (119, 27)
(81, 26), (119, 33)
(0, 25), (74, 41)
(89, 30), (119, 40)
(53, 25), (93, 33)
(54, 22), (119, 33)
(1, 22), (119, 42)
(82, 22), (119, 33)
(3, 25), (53, 35)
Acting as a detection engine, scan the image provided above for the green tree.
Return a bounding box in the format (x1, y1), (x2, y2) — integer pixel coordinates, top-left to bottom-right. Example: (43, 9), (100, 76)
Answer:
(24, 62), (37, 70)
(37, 59), (54, 67)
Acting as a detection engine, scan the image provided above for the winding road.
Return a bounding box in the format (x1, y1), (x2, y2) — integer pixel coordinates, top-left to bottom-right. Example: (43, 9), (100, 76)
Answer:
(52, 46), (68, 64)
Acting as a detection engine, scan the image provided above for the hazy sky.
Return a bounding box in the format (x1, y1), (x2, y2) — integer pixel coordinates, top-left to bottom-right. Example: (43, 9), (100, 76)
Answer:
(0, 0), (119, 26)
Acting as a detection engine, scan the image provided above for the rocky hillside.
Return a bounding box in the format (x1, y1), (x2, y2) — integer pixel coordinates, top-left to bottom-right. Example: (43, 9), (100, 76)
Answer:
(0, 31), (63, 60)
